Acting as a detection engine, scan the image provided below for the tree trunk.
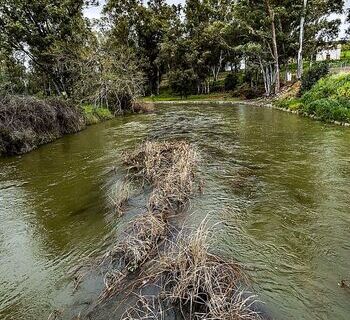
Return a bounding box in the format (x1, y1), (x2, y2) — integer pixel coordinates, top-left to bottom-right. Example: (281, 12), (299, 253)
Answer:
(297, 0), (308, 80)
(265, 0), (280, 94)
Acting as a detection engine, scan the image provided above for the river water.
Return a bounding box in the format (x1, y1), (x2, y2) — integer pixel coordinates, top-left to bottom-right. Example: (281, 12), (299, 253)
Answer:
(0, 104), (350, 320)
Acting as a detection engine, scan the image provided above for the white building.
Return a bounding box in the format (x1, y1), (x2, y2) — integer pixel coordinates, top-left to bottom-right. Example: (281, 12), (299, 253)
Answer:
(225, 59), (246, 72)
(316, 44), (342, 61)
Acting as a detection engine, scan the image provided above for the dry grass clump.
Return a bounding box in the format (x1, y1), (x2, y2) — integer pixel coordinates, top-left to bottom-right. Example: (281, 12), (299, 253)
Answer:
(108, 179), (135, 216)
(99, 213), (167, 300)
(123, 223), (261, 320)
(132, 101), (155, 113)
(123, 141), (197, 215)
(0, 95), (85, 155)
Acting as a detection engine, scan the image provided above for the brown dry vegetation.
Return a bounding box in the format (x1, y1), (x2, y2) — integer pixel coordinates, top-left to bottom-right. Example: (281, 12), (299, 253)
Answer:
(123, 223), (261, 320)
(0, 95), (85, 156)
(74, 141), (263, 320)
(132, 101), (155, 113)
(123, 141), (197, 214)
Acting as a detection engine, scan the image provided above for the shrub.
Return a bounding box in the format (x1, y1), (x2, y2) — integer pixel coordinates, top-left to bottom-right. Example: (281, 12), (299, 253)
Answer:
(168, 69), (197, 98)
(224, 73), (239, 91)
(0, 96), (85, 155)
(82, 105), (113, 125)
(233, 83), (261, 99)
(301, 62), (329, 94)
(211, 80), (224, 92)
(304, 98), (350, 122)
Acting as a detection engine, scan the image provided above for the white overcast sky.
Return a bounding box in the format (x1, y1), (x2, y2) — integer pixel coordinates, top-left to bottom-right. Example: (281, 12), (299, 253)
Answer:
(85, 0), (350, 38)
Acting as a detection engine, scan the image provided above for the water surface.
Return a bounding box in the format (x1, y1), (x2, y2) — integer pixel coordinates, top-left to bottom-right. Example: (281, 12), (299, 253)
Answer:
(0, 104), (350, 319)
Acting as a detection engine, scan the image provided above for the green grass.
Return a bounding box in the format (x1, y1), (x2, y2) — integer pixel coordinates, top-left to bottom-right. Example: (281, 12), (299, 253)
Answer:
(142, 87), (238, 102)
(142, 93), (238, 102)
(275, 73), (350, 123)
(82, 104), (113, 125)
(341, 50), (350, 60)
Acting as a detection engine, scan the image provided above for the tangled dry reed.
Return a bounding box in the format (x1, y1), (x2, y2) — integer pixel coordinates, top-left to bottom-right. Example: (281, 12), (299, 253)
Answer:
(0, 95), (85, 155)
(123, 141), (197, 215)
(94, 141), (198, 300)
(123, 222), (261, 320)
(76, 141), (263, 319)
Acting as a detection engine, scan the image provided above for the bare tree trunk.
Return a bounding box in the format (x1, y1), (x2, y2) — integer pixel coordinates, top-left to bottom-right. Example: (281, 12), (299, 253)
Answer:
(297, 0), (308, 80)
(259, 58), (270, 96)
(265, 0), (280, 94)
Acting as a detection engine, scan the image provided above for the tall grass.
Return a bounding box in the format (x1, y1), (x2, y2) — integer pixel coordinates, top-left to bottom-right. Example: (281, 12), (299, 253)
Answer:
(75, 141), (263, 320)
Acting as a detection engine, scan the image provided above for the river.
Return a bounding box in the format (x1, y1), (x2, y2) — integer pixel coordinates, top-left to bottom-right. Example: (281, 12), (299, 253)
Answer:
(0, 104), (350, 320)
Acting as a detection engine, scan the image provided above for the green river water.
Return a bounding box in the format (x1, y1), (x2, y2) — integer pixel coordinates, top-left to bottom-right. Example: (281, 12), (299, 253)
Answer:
(0, 104), (350, 319)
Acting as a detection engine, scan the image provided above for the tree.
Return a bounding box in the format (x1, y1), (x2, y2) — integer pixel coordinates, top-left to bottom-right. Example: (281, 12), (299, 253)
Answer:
(104, 0), (177, 95)
(0, 0), (94, 96)
(297, 0), (308, 79)
(75, 38), (145, 113)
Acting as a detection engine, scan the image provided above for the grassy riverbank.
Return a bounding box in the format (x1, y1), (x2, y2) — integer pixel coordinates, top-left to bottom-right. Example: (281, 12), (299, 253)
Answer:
(274, 73), (350, 124)
(142, 91), (239, 102)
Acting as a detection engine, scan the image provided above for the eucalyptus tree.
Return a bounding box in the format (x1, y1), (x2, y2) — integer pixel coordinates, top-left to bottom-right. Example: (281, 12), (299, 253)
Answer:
(103, 0), (178, 95)
(297, 0), (344, 79)
(0, 0), (94, 96)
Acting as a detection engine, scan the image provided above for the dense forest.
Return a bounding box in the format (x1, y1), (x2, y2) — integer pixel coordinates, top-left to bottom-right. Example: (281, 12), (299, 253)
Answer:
(0, 0), (348, 100)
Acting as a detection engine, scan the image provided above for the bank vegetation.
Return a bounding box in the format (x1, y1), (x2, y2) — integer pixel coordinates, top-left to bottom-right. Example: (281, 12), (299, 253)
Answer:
(274, 64), (350, 125)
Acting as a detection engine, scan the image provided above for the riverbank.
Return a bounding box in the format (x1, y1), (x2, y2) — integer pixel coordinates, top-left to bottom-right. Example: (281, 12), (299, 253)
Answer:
(0, 96), (153, 157)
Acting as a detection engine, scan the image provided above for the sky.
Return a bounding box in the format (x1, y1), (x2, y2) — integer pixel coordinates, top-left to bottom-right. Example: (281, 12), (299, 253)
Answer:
(84, 0), (349, 39)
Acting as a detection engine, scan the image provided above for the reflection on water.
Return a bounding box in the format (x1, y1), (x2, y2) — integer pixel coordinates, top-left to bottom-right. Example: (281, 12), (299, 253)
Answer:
(0, 104), (350, 320)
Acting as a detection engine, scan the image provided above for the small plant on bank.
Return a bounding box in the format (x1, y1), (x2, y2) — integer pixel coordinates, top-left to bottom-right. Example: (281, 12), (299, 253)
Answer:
(82, 104), (113, 125)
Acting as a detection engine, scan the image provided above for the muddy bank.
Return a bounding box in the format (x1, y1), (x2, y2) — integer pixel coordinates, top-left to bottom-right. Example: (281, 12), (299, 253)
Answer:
(67, 141), (267, 320)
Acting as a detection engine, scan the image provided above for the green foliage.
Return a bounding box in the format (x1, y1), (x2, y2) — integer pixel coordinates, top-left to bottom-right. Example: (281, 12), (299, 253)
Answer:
(224, 73), (239, 91)
(306, 99), (350, 122)
(275, 98), (301, 110)
(301, 62), (329, 94)
(82, 105), (113, 125)
(168, 69), (197, 98)
(276, 73), (350, 123)
(232, 83), (261, 100)
(0, 0), (92, 96)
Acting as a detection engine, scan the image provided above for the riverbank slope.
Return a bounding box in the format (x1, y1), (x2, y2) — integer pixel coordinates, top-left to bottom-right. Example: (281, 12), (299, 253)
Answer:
(0, 96), (115, 156)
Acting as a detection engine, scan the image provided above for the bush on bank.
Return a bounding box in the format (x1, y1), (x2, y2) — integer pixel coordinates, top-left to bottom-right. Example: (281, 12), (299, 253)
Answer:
(82, 104), (113, 125)
(0, 96), (120, 156)
(275, 73), (350, 123)
(0, 96), (86, 156)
